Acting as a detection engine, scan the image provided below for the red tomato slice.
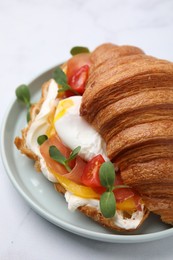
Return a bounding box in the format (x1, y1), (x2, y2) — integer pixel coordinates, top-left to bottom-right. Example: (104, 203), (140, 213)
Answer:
(66, 53), (91, 96)
(113, 172), (137, 202)
(67, 53), (91, 79)
(93, 186), (106, 194)
(114, 188), (135, 203)
(81, 154), (105, 188)
(68, 65), (89, 95)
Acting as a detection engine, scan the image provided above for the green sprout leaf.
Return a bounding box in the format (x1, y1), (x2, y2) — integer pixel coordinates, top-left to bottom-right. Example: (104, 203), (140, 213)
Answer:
(57, 84), (71, 93)
(52, 67), (79, 95)
(26, 107), (31, 122)
(16, 84), (31, 105)
(66, 146), (81, 163)
(52, 67), (67, 86)
(100, 191), (116, 218)
(49, 145), (81, 172)
(70, 46), (90, 56)
(15, 84), (32, 122)
(98, 161), (129, 218)
(49, 145), (67, 165)
(37, 135), (48, 145)
(98, 161), (118, 218)
(99, 162), (115, 190)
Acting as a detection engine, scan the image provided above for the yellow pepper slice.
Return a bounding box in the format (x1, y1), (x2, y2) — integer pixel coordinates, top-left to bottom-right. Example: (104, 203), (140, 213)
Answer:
(51, 169), (100, 199)
(117, 197), (141, 212)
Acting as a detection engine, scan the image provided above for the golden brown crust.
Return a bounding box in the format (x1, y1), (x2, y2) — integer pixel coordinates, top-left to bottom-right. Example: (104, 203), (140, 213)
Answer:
(80, 43), (173, 226)
(121, 159), (173, 225)
(80, 45), (173, 122)
(92, 90), (173, 143)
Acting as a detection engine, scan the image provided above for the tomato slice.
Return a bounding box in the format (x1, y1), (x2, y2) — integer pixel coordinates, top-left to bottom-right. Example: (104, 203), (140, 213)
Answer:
(67, 53), (91, 79)
(114, 188), (135, 203)
(93, 186), (106, 194)
(68, 65), (89, 95)
(81, 154), (105, 188)
(66, 53), (91, 96)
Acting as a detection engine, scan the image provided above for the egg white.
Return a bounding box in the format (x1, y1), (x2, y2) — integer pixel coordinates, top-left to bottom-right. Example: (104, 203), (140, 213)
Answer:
(54, 96), (108, 162)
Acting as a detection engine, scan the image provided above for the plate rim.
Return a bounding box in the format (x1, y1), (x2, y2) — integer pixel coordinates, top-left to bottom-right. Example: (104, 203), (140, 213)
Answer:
(1, 67), (173, 243)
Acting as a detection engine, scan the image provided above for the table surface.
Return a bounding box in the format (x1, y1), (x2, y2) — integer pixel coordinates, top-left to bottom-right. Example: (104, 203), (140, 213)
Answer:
(1, 0), (173, 259)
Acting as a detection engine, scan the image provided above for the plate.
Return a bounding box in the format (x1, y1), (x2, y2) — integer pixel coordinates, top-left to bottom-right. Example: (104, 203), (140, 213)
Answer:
(1, 66), (173, 243)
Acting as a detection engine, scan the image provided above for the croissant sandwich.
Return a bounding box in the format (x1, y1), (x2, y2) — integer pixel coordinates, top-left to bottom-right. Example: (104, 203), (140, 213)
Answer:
(15, 43), (173, 233)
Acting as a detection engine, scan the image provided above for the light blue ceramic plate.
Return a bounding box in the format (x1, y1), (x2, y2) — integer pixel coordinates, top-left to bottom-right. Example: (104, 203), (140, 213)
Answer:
(1, 67), (173, 243)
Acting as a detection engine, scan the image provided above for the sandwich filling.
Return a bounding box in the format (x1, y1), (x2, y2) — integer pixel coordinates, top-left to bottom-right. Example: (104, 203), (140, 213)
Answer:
(25, 79), (145, 230)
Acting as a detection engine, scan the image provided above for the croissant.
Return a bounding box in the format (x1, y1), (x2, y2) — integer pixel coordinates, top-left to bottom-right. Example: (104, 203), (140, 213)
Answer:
(80, 43), (173, 225)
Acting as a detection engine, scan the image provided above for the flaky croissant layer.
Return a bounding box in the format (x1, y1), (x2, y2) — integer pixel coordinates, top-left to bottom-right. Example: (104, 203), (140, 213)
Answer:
(80, 43), (173, 225)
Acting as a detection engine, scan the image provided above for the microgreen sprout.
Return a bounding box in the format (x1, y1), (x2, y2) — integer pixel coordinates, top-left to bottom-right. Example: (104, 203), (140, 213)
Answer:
(70, 46), (90, 56)
(15, 84), (31, 122)
(99, 162), (129, 218)
(49, 145), (81, 172)
(37, 135), (48, 145)
(52, 67), (78, 95)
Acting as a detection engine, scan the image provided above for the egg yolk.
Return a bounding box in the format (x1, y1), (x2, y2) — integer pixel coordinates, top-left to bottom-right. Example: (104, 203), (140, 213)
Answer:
(54, 99), (74, 122)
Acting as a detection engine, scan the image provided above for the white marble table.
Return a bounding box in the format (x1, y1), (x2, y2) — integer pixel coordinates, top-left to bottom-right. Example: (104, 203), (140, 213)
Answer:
(1, 0), (173, 259)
